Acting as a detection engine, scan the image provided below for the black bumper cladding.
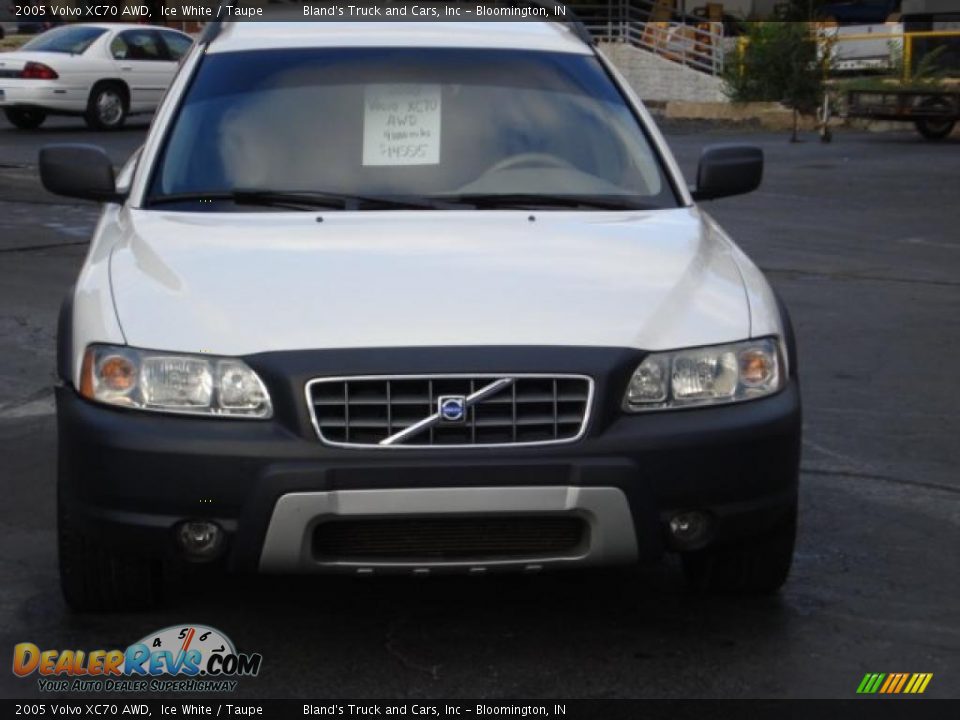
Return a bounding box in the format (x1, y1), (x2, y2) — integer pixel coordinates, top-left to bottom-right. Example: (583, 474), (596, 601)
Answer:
(56, 345), (801, 573)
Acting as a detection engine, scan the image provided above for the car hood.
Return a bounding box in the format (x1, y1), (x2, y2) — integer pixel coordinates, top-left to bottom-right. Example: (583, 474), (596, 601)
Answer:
(109, 208), (750, 356)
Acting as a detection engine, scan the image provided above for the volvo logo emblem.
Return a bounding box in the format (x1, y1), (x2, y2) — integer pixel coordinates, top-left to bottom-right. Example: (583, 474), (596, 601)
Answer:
(438, 396), (467, 423)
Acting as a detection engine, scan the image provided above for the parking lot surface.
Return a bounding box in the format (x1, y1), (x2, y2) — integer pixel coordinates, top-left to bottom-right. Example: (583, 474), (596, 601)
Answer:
(0, 116), (958, 699)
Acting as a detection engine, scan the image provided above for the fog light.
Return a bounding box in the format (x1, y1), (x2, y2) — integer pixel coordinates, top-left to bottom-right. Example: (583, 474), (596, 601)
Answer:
(176, 520), (223, 560)
(668, 511), (711, 549)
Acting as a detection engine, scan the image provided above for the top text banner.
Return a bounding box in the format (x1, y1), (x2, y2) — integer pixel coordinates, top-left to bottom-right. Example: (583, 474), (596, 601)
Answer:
(33, 2), (586, 23)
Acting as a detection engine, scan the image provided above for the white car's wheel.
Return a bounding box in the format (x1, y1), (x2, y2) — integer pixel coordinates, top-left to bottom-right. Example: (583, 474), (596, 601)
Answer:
(4, 107), (47, 130)
(85, 83), (128, 131)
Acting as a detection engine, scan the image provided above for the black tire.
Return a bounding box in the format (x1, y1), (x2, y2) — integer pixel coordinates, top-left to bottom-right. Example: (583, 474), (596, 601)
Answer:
(58, 492), (163, 612)
(4, 107), (47, 130)
(915, 118), (956, 140)
(84, 83), (128, 131)
(681, 503), (797, 594)
(914, 99), (956, 141)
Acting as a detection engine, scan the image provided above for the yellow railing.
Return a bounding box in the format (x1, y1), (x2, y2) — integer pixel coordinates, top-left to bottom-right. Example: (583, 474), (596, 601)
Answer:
(736, 27), (960, 81)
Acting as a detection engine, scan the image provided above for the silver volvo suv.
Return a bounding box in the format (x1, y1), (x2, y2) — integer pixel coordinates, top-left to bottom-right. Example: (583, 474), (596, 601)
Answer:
(42, 10), (800, 610)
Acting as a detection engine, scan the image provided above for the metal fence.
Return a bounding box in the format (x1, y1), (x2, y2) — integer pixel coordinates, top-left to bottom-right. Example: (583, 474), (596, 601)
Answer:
(574, 0), (727, 76)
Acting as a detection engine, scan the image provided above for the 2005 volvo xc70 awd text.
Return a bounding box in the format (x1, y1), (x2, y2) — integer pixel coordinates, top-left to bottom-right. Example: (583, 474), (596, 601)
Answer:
(42, 18), (801, 610)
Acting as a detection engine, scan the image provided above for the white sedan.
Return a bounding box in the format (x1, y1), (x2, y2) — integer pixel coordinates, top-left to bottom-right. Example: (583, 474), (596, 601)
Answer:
(0, 23), (191, 130)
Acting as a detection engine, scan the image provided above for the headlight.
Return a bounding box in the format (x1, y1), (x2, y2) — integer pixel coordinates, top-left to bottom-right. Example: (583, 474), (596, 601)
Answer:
(623, 338), (782, 412)
(79, 345), (272, 418)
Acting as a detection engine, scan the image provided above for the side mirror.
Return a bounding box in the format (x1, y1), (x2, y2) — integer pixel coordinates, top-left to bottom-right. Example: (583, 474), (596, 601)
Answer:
(39, 144), (125, 204)
(691, 144), (763, 201)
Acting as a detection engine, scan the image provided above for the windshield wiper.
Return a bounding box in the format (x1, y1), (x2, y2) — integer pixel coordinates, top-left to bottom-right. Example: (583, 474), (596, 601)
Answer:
(442, 194), (657, 211)
(147, 190), (466, 211)
(146, 191), (323, 210)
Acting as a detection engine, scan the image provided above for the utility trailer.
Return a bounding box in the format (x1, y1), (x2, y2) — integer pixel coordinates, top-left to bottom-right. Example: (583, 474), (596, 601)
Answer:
(846, 86), (959, 139)
(838, 0), (959, 140)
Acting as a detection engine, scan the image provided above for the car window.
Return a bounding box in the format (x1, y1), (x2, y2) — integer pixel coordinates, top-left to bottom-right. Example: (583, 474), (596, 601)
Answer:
(159, 31), (192, 62)
(148, 48), (679, 209)
(111, 30), (166, 62)
(21, 26), (107, 54)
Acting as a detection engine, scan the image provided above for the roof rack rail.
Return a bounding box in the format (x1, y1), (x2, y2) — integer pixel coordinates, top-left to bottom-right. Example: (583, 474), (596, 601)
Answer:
(201, 1), (596, 48)
(199, 0), (231, 45)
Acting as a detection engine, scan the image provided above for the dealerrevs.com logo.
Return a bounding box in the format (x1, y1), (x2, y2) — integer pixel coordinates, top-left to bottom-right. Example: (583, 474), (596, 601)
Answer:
(12, 625), (262, 693)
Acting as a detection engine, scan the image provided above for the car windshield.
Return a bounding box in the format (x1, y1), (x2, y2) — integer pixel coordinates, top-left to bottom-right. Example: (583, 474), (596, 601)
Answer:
(21, 26), (107, 54)
(146, 47), (679, 210)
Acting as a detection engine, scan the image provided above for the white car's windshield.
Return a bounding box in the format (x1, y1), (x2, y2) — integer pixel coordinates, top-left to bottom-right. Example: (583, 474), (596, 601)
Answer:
(21, 26), (107, 54)
(146, 48), (680, 211)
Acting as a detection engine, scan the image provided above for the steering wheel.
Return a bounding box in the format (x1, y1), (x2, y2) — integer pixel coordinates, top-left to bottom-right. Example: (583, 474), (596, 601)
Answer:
(484, 152), (578, 175)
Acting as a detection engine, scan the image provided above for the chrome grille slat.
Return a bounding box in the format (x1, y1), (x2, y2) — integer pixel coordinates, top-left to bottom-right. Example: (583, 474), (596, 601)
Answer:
(469, 379), (477, 444)
(552, 379), (559, 439)
(306, 374), (593, 448)
(428, 379), (435, 445)
(386, 380), (393, 436)
(343, 382), (350, 444)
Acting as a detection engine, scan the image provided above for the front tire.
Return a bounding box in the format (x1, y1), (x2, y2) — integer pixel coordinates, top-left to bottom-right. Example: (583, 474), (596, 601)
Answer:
(58, 493), (163, 612)
(681, 503), (797, 594)
(85, 83), (128, 131)
(4, 107), (47, 130)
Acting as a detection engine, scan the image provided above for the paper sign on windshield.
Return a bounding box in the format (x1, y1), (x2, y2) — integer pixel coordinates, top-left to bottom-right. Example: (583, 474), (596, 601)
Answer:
(362, 84), (441, 166)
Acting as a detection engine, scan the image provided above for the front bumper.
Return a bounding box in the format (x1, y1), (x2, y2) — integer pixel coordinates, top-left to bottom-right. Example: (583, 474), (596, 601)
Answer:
(56, 346), (801, 574)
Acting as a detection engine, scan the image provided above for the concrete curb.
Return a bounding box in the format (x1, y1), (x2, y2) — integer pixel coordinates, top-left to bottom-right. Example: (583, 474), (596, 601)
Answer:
(653, 100), (958, 136)
(659, 101), (820, 131)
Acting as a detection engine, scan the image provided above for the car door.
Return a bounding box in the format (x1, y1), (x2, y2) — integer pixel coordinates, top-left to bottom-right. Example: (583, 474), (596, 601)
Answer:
(108, 28), (177, 112)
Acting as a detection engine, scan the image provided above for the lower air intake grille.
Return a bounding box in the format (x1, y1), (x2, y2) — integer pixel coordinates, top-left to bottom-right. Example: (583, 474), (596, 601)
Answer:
(312, 516), (588, 562)
(307, 375), (592, 448)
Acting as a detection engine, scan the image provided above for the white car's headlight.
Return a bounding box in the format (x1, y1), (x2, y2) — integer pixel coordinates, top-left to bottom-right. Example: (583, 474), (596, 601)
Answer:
(79, 345), (272, 418)
(624, 338), (783, 412)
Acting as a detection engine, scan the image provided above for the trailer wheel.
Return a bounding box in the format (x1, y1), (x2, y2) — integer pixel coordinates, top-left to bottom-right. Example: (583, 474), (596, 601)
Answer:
(915, 99), (956, 141)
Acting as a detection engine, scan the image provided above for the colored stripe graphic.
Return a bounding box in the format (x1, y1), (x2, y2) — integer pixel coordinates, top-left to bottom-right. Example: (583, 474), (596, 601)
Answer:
(913, 673), (933, 694)
(893, 673), (910, 693)
(857, 673), (886, 694)
(858, 672), (933, 694)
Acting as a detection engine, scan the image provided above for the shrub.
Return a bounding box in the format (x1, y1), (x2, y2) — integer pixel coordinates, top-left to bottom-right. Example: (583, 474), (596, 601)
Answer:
(723, 22), (827, 141)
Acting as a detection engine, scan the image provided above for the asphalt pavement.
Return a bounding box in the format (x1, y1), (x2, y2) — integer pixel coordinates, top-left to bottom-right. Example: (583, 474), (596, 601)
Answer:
(0, 115), (958, 699)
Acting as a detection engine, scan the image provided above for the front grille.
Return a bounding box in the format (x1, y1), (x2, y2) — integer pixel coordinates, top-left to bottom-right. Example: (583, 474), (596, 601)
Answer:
(312, 516), (587, 561)
(306, 374), (592, 448)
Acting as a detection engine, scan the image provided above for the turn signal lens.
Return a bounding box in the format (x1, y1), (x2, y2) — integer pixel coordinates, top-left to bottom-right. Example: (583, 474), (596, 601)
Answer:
(739, 349), (775, 387)
(623, 338), (783, 412)
(99, 355), (137, 392)
(77, 345), (272, 418)
(79, 349), (95, 400)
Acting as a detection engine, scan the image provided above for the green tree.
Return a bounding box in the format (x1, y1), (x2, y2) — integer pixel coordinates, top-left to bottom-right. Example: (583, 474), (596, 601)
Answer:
(723, 22), (827, 142)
